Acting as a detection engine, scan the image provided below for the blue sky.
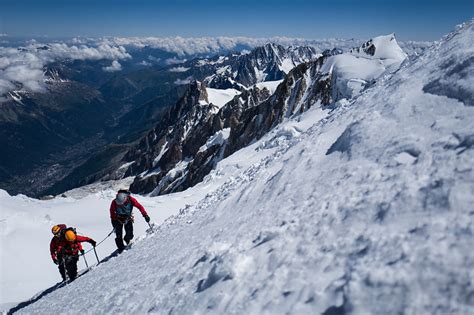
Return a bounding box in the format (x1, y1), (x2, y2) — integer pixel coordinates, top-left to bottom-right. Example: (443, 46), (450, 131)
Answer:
(0, 0), (472, 40)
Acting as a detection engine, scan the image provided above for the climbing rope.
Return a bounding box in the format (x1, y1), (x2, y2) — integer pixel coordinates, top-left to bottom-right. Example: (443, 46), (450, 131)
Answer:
(69, 216), (141, 270)
(80, 228), (115, 256)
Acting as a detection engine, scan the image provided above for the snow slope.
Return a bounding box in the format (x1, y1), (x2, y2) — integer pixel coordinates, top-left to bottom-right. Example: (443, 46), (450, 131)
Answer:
(0, 179), (202, 308)
(0, 156), (270, 309)
(7, 21), (474, 314)
(254, 80), (284, 94)
(205, 88), (241, 109)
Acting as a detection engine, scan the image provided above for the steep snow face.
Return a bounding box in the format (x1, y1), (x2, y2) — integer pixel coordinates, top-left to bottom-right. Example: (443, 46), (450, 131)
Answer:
(323, 54), (386, 99)
(0, 181), (182, 307)
(198, 128), (231, 153)
(254, 80), (283, 95)
(205, 88), (241, 109)
(0, 173), (237, 309)
(13, 21), (474, 314)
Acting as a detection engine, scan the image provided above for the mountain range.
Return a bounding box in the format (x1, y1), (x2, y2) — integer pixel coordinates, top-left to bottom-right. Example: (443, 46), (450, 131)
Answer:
(50, 35), (407, 197)
(1, 37), (427, 197)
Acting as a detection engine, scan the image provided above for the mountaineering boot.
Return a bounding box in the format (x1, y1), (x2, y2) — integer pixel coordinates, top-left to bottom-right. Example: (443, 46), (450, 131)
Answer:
(115, 237), (125, 252)
(124, 231), (133, 245)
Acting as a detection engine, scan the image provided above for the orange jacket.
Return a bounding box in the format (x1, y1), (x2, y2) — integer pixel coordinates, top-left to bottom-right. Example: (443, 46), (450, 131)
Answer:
(50, 234), (93, 261)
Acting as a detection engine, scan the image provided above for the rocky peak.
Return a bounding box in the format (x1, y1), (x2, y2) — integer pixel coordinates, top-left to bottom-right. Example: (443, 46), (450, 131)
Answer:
(161, 80), (209, 124)
(201, 43), (320, 89)
(322, 48), (343, 57)
(287, 45), (320, 62)
(115, 80), (275, 195)
(250, 43), (286, 64)
(225, 56), (332, 155)
(44, 68), (69, 83)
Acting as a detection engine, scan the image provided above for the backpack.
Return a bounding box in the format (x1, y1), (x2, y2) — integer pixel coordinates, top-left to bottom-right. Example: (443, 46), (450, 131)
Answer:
(60, 227), (76, 236)
(116, 199), (133, 217)
(62, 227), (77, 242)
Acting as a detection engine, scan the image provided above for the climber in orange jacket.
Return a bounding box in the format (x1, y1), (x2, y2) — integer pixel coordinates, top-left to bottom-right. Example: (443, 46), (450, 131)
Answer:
(50, 224), (96, 281)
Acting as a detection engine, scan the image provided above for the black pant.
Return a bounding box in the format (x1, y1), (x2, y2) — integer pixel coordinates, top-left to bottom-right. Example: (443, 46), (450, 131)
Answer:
(58, 254), (78, 281)
(112, 219), (134, 250)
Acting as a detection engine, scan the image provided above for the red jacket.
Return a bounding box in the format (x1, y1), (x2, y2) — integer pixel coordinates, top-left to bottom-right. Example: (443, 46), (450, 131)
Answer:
(50, 233), (93, 262)
(109, 196), (148, 221)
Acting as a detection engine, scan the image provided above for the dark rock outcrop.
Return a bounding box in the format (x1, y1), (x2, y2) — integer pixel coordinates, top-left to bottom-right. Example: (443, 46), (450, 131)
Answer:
(116, 54), (337, 196)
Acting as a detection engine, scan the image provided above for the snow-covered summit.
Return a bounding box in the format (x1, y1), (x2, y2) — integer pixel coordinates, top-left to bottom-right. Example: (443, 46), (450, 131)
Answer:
(351, 34), (407, 61)
(319, 33), (407, 101)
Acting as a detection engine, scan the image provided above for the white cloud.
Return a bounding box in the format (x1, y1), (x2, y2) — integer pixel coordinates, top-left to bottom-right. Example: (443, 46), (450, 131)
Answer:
(147, 55), (161, 62)
(4, 64), (45, 92)
(0, 35), (430, 97)
(102, 60), (123, 72)
(138, 60), (152, 66)
(99, 35), (427, 59)
(0, 42), (131, 96)
(165, 57), (187, 65)
(99, 36), (364, 56)
(0, 78), (15, 96)
(169, 66), (190, 72)
(174, 76), (193, 85)
(42, 43), (131, 61)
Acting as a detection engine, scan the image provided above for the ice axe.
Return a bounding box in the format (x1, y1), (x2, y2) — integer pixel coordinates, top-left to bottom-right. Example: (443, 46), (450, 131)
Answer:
(146, 221), (155, 234)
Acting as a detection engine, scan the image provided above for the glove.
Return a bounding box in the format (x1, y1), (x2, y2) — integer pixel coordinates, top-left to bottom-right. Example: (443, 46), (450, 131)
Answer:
(53, 258), (58, 265)
(89, 240), (97, 247)
(80, 249), (85, 255)
(144, 214), (150, 223)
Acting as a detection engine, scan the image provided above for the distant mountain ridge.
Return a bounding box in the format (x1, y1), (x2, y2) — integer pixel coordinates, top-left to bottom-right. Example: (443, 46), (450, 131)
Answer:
(44, 43), (318, 195)
(72, 34), (409, 196)
(1, 36), (419, 197)
(198, 43), (319, 88)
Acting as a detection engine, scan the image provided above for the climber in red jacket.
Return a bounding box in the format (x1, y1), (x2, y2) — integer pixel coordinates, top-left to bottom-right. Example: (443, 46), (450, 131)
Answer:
(50, 224), (96, 281)
(110, 189), (150, 252)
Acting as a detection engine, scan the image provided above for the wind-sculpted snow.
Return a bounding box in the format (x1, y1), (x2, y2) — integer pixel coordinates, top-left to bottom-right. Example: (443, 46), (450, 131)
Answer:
(11, 21), (474, 314)
(421, 26), (474, 106)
